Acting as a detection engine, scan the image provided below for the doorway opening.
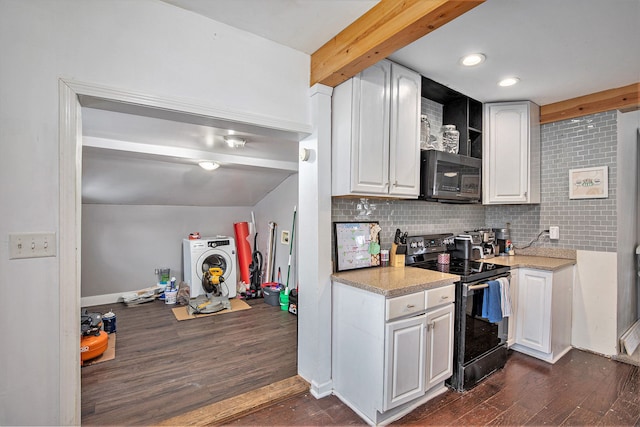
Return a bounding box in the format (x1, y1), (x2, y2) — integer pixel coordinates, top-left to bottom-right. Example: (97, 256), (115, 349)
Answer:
(59, 79), (309, 424)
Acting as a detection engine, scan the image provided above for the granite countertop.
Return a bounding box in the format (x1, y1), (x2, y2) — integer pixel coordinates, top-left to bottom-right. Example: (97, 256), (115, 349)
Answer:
(331, 251), (576, 297)
(331, 266), (459, 298)
(489, 255), (576, 271)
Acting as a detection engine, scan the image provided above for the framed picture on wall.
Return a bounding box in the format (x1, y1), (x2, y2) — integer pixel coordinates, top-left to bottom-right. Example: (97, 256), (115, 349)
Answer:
(569, 166), (609, 199)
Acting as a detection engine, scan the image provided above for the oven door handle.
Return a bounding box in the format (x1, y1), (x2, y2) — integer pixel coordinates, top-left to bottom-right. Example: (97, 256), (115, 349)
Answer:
(463, 272), (512, 288)
(467, 283), (489, 290)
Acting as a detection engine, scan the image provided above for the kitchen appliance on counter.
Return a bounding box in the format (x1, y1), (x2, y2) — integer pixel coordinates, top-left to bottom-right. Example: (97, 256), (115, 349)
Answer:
(419, 150), (482, 203)
(451, 233), (484, 260)
(464, 229), (497, 259)
(405, 233), (511, 392)
(492, 227), (510, 255)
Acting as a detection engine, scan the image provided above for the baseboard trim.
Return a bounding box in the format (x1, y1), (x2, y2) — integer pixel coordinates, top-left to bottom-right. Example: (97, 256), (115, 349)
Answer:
(157, 375), (309, 426)
(309, 378), (333, 399)
(620, 320), (640, 355)
(81, 292), (123, 307)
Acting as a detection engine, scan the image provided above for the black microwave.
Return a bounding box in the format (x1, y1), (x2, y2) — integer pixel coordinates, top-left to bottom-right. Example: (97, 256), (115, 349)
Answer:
(420, 150), (482, 203)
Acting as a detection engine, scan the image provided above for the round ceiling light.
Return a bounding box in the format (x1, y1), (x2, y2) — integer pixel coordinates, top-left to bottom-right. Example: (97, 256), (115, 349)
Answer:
(224, 135), (246, 148)
(498, 77), (520, 87)
(460, 53), (486, 67)
(198, 161), (220, 171)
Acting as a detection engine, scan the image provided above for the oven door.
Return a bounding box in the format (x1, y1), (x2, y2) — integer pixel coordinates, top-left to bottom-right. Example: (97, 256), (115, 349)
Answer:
(460, 274), (510, 364)
(448, 272), (511, 391)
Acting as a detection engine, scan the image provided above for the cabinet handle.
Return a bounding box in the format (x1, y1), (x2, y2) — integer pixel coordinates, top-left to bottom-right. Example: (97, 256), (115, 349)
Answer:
(406, 304), (415, 308)
(440, 295), (449, 300)
(427, 321), (435, 331)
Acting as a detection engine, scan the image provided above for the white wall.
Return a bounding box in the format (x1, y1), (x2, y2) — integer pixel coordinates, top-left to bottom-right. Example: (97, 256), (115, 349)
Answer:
(253, 174), (299, 288)
(81, 204), (252, 300)
(572, 250), (618, 355)
(81, 174), (298, 304)
(0, 1), (310, 424)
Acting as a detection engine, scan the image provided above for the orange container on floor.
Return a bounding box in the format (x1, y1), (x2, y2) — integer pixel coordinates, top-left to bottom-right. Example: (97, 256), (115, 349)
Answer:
(80, 331), (108, 365)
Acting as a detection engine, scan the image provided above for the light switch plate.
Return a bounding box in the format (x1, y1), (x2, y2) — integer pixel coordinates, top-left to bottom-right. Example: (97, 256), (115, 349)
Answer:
(9, 232), (57, 259)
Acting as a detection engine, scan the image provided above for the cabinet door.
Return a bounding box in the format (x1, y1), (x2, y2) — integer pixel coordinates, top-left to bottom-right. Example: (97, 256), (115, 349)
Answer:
(507, 269), (518, 347)
(351, 60), (391, 194)
(384, 314), (426, 411)
(425, 304), (454, 390)
(515, 269), (552, 353)
(388, 63), (421, 197)
(483, 101), (540, 204)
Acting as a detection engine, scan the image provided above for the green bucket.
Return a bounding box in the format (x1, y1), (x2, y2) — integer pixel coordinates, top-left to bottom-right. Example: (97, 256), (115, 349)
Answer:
(279, 291), (289, 311)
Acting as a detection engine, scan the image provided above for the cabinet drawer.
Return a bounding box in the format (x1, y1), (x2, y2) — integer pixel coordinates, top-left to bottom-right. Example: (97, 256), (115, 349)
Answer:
(386, 292), (425, 321)
(425, 285), (455, 309)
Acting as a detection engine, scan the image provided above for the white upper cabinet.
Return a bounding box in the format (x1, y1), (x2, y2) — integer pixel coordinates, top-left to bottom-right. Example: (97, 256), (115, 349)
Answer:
(483, 101), (540, 204)
(332, 60), (421, 198)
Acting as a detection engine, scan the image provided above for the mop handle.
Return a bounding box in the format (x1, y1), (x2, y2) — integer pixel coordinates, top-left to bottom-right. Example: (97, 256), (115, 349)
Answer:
(285, 206), (296, 295)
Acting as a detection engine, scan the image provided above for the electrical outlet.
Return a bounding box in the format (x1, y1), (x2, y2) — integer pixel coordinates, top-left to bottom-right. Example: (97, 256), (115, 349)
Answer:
(9, 232), (57, 259)
(549, 226), (560, 240)
(281, 230), (290, 245)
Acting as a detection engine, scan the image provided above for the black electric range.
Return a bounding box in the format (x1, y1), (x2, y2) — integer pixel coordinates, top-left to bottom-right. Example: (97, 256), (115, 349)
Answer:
(403, 233), (512, 392)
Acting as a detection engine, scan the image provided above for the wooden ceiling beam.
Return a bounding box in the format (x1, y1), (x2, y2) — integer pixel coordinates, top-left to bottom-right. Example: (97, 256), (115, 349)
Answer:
(310, 0), (484, 88)
(540, 82), (640, 124)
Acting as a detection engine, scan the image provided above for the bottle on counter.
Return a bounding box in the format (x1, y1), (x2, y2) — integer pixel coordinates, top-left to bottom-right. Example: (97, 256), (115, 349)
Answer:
(506, 240), (515, 256)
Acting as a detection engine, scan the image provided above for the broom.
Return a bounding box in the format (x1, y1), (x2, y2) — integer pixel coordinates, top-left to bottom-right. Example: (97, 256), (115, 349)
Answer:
(284, 205), (296, 296)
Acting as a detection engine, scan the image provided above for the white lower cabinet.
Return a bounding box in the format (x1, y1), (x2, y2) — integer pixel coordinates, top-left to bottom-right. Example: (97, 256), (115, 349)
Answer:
(425, 304), (454, 389)
(511, 266), (573, 363)
(332, 280), (455, 425)
(384, 314), (426, 410)
(383, 302), (454, 411)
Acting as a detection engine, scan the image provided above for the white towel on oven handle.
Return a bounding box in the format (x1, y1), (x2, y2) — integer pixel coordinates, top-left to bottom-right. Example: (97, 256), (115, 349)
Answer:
(498, 277), (512, 317)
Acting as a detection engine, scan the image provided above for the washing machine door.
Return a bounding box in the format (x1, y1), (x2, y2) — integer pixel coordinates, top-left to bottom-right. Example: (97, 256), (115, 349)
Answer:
(196, 251), (234, 296)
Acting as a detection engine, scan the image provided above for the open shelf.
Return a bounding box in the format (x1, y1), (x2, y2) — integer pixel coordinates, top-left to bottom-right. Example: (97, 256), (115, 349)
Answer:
(421, 76), (483, 159)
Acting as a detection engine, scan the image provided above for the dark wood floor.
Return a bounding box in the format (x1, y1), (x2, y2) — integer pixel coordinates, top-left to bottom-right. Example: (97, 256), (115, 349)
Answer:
(81, 297), (297, 425)
(230, 349), (640, 426)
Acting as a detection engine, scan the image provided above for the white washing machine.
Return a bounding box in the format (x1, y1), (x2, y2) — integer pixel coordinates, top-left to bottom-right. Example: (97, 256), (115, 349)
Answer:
(183, 237), (237, 299)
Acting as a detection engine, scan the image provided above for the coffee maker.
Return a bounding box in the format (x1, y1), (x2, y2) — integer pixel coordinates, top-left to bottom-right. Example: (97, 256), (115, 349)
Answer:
(479, 229), (497, 259)
(452, 233), (485, 260)
(492, 227), (510, 255)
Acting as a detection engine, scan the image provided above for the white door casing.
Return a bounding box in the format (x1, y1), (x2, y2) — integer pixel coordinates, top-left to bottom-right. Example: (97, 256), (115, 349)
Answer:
(58, 79), (311, 425)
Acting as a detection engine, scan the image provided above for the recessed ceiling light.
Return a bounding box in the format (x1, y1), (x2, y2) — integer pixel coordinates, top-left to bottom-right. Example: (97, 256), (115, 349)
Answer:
(198, 161), (220, 171)
(498, 77), (520, 87)
(224, 135), (246, 148)
(460, 53), (486, 67)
